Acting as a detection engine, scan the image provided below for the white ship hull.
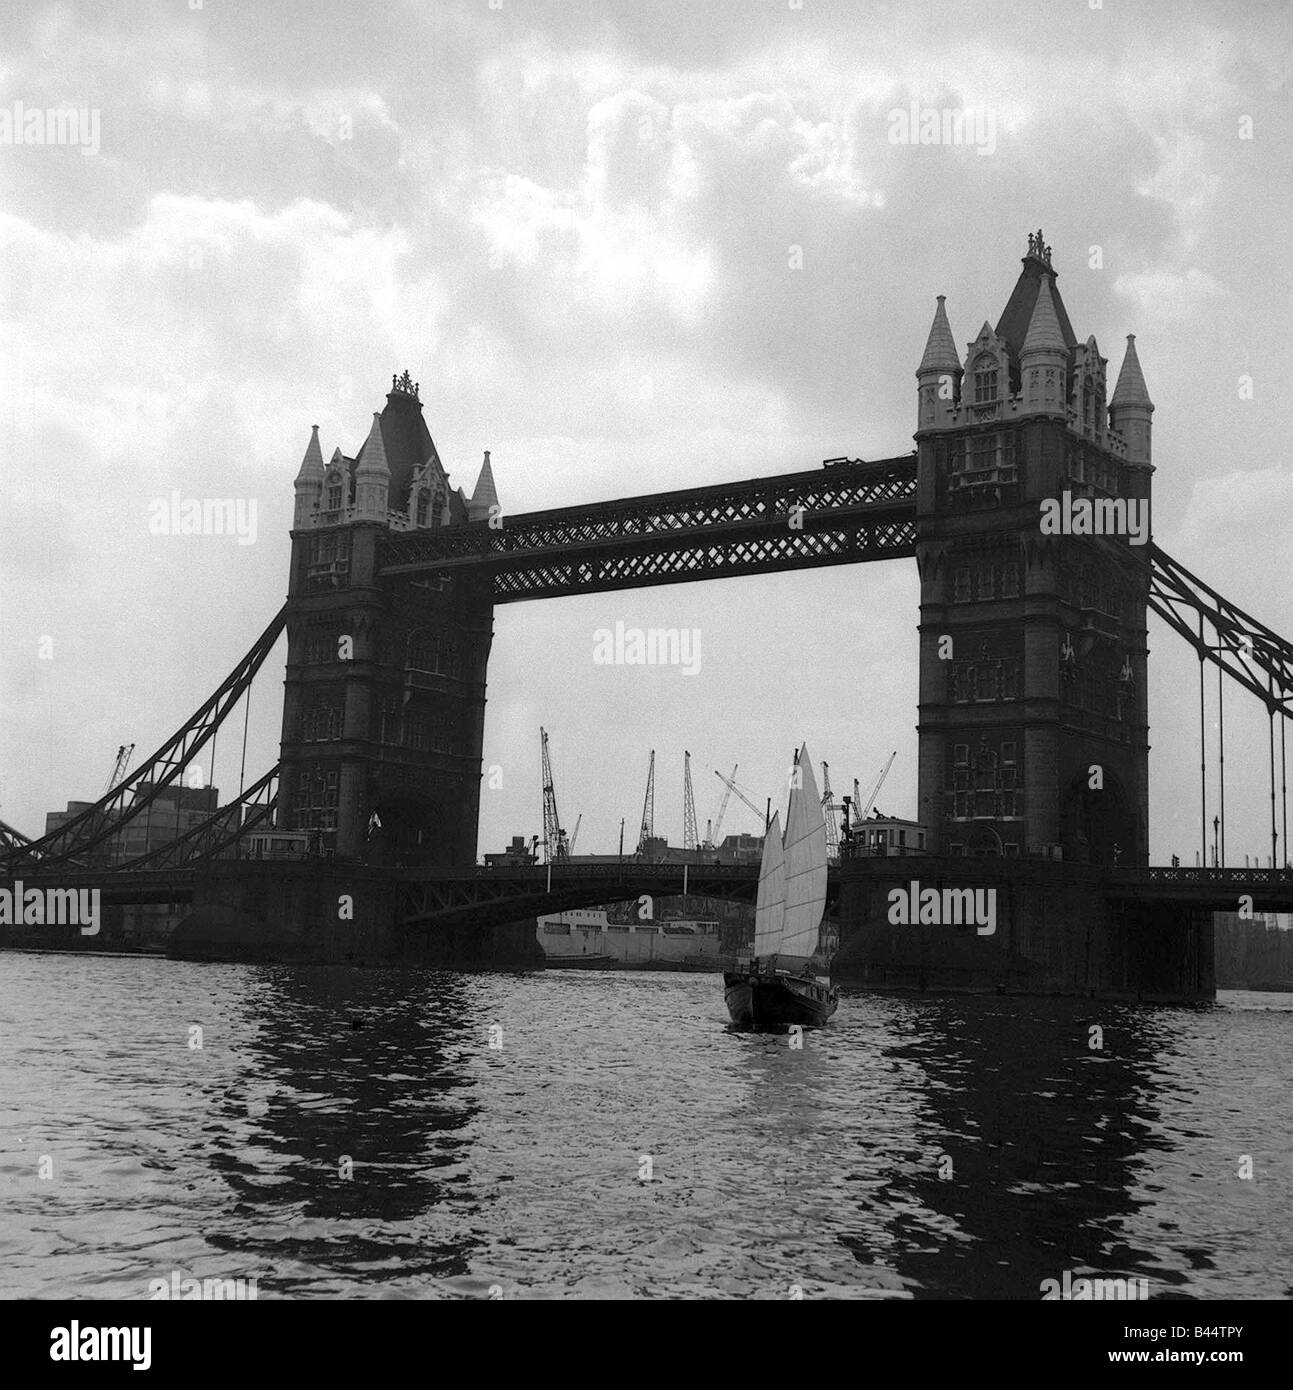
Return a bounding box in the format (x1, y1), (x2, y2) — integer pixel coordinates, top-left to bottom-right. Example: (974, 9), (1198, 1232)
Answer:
(536, 907), (725, 968)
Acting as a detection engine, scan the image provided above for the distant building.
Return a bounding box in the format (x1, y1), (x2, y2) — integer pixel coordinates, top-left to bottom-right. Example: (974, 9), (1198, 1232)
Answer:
(483, 834), (536, 867)
(714, 832), (764, 865)
(44, 781), (220, 866)
(848, 814), (928, 857)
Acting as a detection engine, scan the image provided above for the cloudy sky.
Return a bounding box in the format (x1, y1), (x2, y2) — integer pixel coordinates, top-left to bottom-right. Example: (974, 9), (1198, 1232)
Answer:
(0, 0), (1289, 864)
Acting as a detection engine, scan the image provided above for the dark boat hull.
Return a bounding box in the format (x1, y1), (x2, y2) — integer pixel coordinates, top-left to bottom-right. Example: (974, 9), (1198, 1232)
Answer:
(723, 970), (838, 1031)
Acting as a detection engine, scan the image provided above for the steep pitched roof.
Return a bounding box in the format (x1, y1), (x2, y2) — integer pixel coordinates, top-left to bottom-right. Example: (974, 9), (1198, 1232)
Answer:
(996, 251), (1078, 360)
(352, 380), (443, 512)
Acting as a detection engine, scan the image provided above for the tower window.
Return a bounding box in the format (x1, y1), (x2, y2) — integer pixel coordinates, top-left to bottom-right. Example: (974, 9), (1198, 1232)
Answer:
(974, 367), (998, 404)
(415, 491), (429, 526)
(327, 481), (342, 510)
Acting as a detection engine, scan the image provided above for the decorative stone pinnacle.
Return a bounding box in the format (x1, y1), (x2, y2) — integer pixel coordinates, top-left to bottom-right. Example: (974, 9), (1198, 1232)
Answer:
(392, 369), (420, 400)
(1027, 228), (1053, 265)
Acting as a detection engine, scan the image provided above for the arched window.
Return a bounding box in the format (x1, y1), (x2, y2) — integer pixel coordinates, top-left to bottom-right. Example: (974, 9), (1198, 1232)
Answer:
(415, 490), (429, 526)
(973, 355), (998, 405)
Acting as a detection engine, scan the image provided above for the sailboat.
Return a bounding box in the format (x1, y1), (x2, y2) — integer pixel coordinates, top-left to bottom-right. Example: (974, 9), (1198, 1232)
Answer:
(723, 744), (839, 1031)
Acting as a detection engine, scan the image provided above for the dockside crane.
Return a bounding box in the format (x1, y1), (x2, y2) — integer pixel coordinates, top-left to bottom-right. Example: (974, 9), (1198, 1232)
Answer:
(682, 751), (698, 851)
(855, 751), (897, 825)
(568, 813), (582, 854)
(821, 761), (841, 863)
(636, 750), (655, 854)
(102, 743), (135, 796)
(539, 727), (569, 863)
(707, 763), (738, 848)
(714, 769), (767, 830)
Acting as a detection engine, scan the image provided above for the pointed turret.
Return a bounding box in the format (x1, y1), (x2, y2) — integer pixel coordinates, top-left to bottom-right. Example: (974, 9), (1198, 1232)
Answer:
(1110, 334), (1153, 467)
(1019, 274), (1067, 416)
(293, 425), (325, 528)
(918, 296), (961, 374)
(468, 450), (499, 521)
(915, 295), (962, 431)
(1021, 274), (1066, 355)
(1111, 334), (1152, 409)
(354, 412), (391, 519)
(295, 424), (325, 482)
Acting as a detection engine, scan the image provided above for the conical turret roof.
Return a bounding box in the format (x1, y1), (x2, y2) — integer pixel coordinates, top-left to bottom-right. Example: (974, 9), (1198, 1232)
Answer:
(356, 412), (390, 476)
(1021, 273), (1067, 356)
(295, 424), (324, 482)
(1111, 334), (1153, 409)
(917, 295), (961, 375)
(470, 450), (499, 516)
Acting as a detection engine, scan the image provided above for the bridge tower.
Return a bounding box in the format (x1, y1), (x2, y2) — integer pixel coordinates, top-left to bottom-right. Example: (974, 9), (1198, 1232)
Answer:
(280, 372), (497, 864)
(914, 232), (1153, 865)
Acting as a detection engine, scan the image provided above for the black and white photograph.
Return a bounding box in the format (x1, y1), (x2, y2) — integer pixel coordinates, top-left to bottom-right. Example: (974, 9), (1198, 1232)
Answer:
(0, 0), (1289, 1359)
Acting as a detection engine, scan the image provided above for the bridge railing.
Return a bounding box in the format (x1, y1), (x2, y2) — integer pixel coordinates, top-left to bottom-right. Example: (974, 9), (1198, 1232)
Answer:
(1124, 866), (1293, 885)
(453, 860), (757, 880)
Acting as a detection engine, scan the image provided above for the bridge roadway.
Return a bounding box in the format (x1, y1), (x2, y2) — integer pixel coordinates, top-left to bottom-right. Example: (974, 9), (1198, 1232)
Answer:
(4, 861), (1291, 933)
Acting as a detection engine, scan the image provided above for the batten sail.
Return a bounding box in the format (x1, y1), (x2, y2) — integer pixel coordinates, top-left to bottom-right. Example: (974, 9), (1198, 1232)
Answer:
(781, 744), (827, 961)
(752, 810), (786, 957)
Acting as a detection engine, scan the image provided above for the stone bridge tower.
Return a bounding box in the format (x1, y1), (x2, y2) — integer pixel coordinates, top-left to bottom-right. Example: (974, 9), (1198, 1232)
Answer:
(279, 372), (498, 864)
(914, 233), (1154, 865)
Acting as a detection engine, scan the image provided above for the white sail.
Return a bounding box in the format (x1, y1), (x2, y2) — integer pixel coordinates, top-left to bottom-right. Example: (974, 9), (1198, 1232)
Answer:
(780, 744), (827, 962)
(752, 810), (785, 958)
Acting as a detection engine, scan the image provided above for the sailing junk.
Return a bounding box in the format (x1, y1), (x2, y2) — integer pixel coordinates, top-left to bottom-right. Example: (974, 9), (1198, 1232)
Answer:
(723, 744), (839, 1030)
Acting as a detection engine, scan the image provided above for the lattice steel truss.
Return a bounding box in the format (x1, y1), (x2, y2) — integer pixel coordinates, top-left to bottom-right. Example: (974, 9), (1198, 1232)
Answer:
(1, 605), (288, 873)
(1149, 544), (1293, 714)
(113, 765), (281, 871)
(379, 455), (918, 601)
(0, 819), (32, 854)
(400, 861), (764, 932)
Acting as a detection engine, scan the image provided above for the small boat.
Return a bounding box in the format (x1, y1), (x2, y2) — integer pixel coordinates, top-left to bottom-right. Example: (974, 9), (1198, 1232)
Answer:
(543, 953), (617, 969)
(723, 743), (838, 1031)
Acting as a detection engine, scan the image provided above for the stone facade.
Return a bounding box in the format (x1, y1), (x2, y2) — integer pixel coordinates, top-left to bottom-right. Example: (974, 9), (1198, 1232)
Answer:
(915, 233), (1154, 865)
(280, 373), (497, 863)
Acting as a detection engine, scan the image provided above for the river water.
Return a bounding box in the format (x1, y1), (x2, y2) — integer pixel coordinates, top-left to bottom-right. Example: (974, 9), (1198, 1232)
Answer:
(1, 952), (1289, 1299)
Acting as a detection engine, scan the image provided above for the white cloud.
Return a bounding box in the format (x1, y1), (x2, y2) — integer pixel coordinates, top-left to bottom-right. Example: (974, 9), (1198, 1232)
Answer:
(1113, 266), (1225, 324)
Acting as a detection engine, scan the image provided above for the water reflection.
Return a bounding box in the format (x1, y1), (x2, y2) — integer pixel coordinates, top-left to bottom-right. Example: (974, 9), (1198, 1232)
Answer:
(1, 954), (1290, 1299)
(195, 967), (485, 1289)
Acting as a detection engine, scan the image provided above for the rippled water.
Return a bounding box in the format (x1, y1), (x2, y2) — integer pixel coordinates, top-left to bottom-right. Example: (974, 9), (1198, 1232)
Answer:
(1, 952), (1290, 1299)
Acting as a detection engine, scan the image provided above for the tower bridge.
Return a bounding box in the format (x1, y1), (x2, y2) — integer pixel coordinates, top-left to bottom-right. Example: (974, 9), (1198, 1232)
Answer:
(5, 232), (1292, 997)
